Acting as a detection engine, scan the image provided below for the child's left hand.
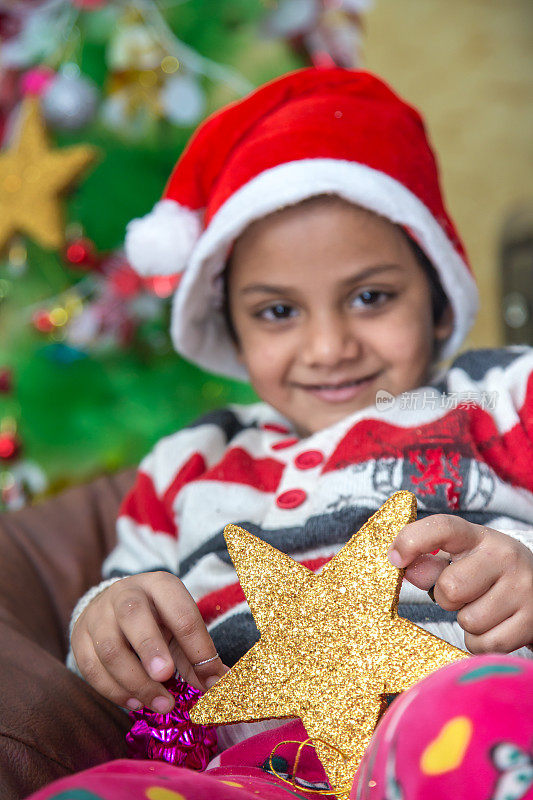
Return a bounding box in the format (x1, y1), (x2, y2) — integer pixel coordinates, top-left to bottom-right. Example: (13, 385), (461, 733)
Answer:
(388, 515), (533, 654)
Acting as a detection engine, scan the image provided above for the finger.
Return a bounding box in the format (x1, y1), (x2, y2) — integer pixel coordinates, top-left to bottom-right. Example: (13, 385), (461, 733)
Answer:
(113, 586), (175, 683)
(167, 640), (229, 691)
(73, 633), (145, 711)
(389, 516), (485, 569)
(88, 619), (175, 713)
(457, 579), (518, 636)
(465, 612), (527, 655)
(434, 551), (502, 612)
(160, 623), (212, 690)
(403, 553), (450, 590)
(167, 645), (229, 691)
(168, 638), (205, 691)
(149, 575), (226, 687)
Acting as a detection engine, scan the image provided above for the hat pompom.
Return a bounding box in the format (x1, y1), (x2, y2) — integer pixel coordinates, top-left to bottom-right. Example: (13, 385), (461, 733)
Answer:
(125, 199), (203, 278)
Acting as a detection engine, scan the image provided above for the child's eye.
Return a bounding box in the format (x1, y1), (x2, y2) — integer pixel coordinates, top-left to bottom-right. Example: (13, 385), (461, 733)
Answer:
(256, 303), (297, 321)
(351, 290), (392, 308)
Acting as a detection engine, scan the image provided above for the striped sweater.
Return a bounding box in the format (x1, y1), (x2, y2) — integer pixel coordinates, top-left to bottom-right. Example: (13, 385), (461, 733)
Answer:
(69, 347), (533, 680)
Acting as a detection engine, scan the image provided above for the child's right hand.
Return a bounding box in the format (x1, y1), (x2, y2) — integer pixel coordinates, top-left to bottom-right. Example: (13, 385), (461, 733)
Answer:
(70, 571), (228, 713)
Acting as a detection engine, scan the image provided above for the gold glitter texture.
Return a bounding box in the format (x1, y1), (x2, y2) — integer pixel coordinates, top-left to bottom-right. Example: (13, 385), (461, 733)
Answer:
(0, 98), (97, 255)
(191, 491), (468, 795)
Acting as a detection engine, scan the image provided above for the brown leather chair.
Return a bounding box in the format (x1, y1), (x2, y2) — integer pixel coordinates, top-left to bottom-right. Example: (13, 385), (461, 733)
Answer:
(0, 469), (137, 799)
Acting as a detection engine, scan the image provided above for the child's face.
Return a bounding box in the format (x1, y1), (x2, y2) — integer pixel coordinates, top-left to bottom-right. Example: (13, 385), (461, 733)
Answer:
(227, 197), (453, 437)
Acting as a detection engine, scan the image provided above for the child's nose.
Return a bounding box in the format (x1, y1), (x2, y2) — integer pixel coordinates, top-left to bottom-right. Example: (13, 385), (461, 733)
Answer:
(301, 314), (361, 367)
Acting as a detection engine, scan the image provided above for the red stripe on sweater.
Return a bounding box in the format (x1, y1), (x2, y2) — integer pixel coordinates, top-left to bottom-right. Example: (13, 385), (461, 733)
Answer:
(323, 411), (474, 474)
(201, 446), (284, 492)
(119, 452), (207, 537)
(466, 377), (533, 493)
(162, 452), (207, 510)
(198, 554), (332, 625)
(324, 391), (533, 493)
(119, 472), (177, 536)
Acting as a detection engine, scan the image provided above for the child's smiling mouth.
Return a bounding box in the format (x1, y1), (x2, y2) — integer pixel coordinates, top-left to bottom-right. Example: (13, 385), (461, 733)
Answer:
(293, 372), (381, 403)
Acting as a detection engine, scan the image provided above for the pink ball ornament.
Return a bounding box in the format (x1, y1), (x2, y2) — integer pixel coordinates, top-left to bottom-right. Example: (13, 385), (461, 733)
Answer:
(21, 67), (55, 97)
(71, 0), (109, 8)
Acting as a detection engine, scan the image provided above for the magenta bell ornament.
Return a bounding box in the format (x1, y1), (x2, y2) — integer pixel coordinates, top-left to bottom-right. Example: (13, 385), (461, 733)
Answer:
(126, 675), (218, 769)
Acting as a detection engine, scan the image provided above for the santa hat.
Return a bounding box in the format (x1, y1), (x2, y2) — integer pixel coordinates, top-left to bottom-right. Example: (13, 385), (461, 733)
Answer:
(125, 66), (478, 381)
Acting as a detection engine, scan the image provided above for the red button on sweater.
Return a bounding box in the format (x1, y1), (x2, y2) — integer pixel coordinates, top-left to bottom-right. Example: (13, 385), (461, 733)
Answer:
(295, 450), (324, 469)
(276, 489), (307, 509)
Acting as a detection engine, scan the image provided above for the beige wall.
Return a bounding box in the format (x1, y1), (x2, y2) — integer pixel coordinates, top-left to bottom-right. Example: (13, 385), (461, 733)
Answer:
(363, 0), (533, 350)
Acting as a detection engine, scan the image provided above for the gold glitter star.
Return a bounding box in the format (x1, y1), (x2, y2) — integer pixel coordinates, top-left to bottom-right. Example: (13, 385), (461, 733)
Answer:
(191, 491), (468, 795)
(0, 98), (97, 255)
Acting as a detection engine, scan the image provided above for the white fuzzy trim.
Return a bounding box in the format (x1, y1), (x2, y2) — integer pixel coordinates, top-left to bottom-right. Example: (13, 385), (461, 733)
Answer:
(125, 199), (203, 278)
(69, 576), (125, 640)
(171, 159), (479, 381)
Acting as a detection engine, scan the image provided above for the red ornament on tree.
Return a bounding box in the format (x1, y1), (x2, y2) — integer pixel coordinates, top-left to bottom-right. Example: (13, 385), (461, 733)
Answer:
(32, 310), (55, 333)
(65, 237), (100, 270)
(109, 263), (143, 299)
(0, 367), (12, 393)
(144, 273), (182, 298)
(0, 431), (21, 461)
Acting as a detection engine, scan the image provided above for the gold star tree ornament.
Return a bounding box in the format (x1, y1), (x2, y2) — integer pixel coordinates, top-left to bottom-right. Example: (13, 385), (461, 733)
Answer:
(191, 491), (468, 795)
(0, 97), (97, 255)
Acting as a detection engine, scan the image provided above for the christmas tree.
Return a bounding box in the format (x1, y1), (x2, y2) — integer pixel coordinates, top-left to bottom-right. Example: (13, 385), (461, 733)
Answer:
(0, 0), (369, 508)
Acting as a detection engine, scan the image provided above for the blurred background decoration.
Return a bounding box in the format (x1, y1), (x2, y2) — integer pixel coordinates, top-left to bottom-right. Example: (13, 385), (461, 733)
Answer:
(0, 0), (371, 508)
(1, 0), (531, 510)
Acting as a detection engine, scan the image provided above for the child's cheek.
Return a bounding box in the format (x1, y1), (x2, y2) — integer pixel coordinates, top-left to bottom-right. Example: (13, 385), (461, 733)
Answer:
(378, 307), (433, 361)
(244, 336), (286, 383)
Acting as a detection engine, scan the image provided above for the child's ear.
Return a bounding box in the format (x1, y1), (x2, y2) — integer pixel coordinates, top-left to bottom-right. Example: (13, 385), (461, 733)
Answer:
(434, 303), (454, 342)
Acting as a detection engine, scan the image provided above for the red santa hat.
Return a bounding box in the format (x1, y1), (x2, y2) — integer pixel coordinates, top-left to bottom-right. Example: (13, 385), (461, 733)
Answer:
(125, 66), (478, 381)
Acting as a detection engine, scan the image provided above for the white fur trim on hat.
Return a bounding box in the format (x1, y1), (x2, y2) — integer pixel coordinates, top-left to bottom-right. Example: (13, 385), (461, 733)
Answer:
(171, 159), (479, 382)
(125, 199), (203, 277)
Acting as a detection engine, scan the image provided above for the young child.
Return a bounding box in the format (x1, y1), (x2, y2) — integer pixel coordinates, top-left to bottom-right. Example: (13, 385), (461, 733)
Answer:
(47, 66), (533, 798)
